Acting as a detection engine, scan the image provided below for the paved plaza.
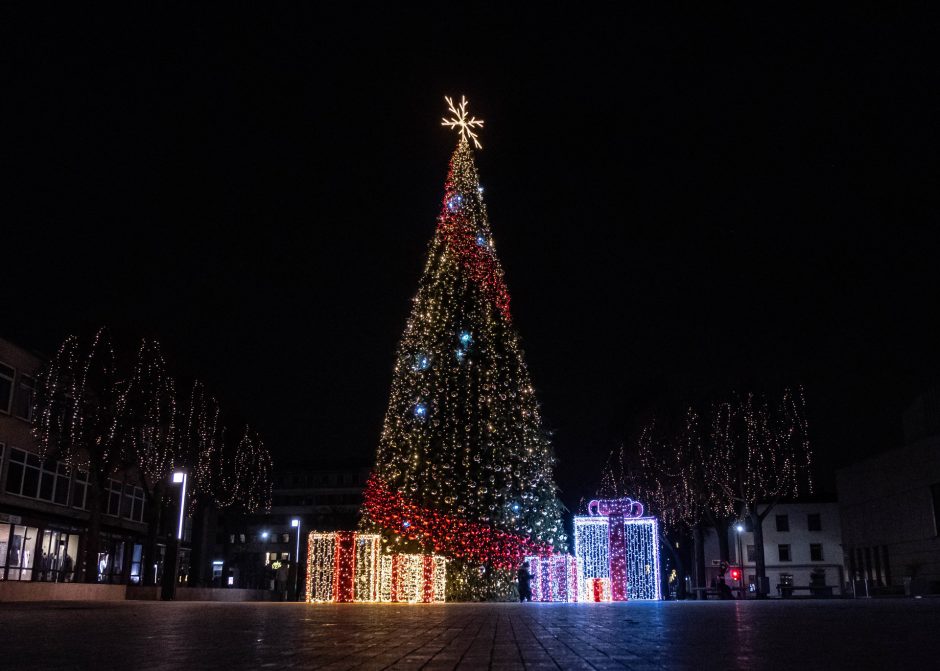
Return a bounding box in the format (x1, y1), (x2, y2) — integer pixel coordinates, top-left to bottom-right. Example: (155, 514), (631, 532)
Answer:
(3, 599), (938, 670)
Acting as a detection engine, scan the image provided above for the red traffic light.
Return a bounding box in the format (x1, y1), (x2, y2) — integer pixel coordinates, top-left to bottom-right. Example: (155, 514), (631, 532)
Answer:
(730, 568), (741, 581)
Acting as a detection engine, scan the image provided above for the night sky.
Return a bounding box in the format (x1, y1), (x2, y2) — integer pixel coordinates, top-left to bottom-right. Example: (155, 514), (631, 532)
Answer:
(7, 6), (940, 510)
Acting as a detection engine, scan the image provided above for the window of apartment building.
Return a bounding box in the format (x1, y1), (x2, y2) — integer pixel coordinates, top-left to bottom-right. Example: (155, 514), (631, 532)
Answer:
(807, 513), (822, 531)
(779, 572), (794, 587)
(778, 544), (792, 561)
(13, 375), (35, 421)
(6, 448), (41, 498)
(71, 470), (88, 509)
(122, 484), (145, 523)
(775, 514), (789, 532)
(810, 543), (824, 561)
(746, 545), (756, 562)
(38, 460), (71, 506)
(931, 483), (940, 536)
(106, 479), (123, 516)
(0, 363), (14, 413)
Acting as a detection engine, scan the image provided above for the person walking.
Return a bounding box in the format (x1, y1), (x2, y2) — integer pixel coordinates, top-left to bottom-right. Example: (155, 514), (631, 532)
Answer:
(517, 561), (533, 602)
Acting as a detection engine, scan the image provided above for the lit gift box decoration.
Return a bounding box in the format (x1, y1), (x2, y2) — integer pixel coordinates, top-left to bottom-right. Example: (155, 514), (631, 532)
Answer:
(378, 553), (447, 603)
(573, 497), (661, 601)
(306, 531), (381, 603)
(306, 531), (446, 603)
(523, 554), (578, 602)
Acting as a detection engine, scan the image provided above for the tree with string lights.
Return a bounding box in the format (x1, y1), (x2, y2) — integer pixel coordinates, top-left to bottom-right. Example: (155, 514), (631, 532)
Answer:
(34, 328), (132, 583)
(34, 329), (273, 585)
(362, 96), (566, 600)
(615, 387), (813, 598)
(122, 339), (177, 586)
(708, 388), (814, 595)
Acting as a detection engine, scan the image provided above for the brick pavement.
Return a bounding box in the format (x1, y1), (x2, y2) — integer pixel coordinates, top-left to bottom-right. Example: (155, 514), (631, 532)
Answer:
(2, 599), (938, 670)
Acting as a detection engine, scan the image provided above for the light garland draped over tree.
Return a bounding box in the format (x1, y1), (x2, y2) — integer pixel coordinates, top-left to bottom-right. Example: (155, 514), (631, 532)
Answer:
(362, 96), (566, 600)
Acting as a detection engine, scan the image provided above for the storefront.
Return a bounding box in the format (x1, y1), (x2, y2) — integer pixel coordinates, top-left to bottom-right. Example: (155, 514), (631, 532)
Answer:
(0, 512), (82, 582)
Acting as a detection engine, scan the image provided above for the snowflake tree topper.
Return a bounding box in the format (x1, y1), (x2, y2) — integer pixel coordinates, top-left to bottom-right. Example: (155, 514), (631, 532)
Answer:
(442, 95), (484, 149)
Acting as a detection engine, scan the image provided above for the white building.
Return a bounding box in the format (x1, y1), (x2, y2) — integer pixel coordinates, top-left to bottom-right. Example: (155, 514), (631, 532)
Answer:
(704, 502), (846, 596)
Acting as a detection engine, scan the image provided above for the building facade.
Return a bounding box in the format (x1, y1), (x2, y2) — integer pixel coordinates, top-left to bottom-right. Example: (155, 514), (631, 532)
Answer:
(704, 502), (846, 596)
(206, 461), (370, 596)
(0, 337), (151, 584)
(837, 390), (940, 595)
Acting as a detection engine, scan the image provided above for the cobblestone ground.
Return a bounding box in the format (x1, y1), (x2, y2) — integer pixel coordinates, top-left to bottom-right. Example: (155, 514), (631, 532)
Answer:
(2, 599), (938, 670)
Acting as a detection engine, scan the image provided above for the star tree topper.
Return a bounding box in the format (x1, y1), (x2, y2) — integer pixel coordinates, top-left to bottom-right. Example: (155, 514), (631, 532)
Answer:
(442, 95), (484, 149)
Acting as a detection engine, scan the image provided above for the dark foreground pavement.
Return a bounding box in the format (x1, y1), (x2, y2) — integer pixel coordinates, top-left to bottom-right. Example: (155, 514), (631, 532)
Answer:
(3, 599), (939, 670)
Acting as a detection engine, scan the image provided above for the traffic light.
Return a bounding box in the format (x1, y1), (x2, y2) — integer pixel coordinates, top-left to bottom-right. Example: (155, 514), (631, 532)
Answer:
(730, 567), (742, 582)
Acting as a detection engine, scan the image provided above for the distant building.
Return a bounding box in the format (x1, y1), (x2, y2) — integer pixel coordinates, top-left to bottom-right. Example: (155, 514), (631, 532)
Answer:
(703, 501), (846, 596)
(207, 460), (370, 595)
(837, 389), (940, 595)
(0, 337), (150, 584)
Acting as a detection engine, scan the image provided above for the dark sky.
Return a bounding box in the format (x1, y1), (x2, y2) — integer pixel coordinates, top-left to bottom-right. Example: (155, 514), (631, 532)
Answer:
(6, 6), (940, 510)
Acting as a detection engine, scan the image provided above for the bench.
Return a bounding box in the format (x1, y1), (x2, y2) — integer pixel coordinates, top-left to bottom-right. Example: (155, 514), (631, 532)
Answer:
(691, 587), (730, 600)
(776, 585), (834, 598)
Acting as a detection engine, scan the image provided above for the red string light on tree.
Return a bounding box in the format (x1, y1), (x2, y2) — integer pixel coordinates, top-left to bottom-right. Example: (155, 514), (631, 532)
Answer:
(363, 475), (553, 570)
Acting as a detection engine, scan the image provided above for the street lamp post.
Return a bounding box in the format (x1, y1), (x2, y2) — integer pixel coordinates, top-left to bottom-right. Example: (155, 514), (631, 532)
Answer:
(162, 470), (187, 601)
(291, 518), (301, 601)
(735, 523), (745, 599)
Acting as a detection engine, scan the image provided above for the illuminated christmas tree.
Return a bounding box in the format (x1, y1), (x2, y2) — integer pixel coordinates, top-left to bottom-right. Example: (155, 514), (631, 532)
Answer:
(363, 97), (566, 600)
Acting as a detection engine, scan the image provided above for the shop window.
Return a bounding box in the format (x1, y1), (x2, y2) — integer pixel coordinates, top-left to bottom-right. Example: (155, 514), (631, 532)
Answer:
(810, 543), (824, 561)
(4, 525), (39, 580)
(36, 530), (80, 582)
(129, 544), (143, 584)
(13, 375), (35, 421)
(807, 513), (822, 531)
(778, 544), (792, 562)
(775, 514), (789, 532)
(0, 363), (13, 413)
(779, 572), (794, 586)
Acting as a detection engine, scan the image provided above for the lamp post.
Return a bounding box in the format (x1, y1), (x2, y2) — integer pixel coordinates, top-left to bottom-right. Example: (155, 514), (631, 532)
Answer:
(735, 523), (745, 599)
(291, 518), (301, 601)
(162, 470), (187, 600)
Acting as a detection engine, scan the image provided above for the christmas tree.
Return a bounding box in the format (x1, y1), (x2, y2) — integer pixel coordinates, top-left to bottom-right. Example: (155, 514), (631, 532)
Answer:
(363, 96), (566, 600)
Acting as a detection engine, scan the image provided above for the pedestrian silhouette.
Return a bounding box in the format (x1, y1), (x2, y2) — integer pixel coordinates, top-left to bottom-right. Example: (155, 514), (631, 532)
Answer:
(517, 561), (533, 602)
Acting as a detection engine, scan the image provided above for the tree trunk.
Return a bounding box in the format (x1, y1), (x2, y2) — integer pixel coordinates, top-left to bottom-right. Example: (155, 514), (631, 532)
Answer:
(715, 516), (731, 563)
(692, 524), (706, 591)
(750, 508), (767, 598)
(661, 531), (686, 600)
(142, 487), (164, 586)
(188, 500), (212, 587)
(704, 510), (732, 562)
(83, 475), (105, 584)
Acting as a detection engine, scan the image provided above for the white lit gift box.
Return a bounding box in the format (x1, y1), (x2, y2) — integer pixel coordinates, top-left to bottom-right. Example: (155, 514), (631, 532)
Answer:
(573, 497), (661, 601)
(523, 554), (578, 602)
(306, 531), (446, 603)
